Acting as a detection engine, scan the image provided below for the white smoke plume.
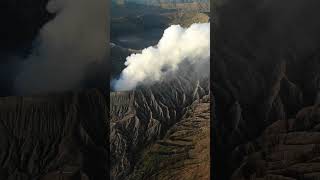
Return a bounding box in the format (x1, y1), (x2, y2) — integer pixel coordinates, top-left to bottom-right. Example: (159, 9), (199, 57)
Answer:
(112, 22), (210, 91)
(15, 0), (108, 95)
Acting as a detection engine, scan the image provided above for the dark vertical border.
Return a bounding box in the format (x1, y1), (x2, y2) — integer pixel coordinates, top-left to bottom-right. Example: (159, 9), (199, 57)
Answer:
(106, 0), (111, 179)
(210, 0), (215, 179)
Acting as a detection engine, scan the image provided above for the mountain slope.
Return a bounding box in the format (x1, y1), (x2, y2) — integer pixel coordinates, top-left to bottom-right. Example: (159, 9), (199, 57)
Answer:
(213, 0), (320, 179)
(0, 90), (109, 180)
(110, 65), (210, 179)
(128, 95), (210, 180)
(231, 105), (320, 180)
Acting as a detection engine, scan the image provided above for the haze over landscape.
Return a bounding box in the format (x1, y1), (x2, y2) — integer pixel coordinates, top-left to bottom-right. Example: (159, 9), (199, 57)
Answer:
(1, 0), (320, 180)
(15, 0), (108, 95)
(0, 0), (211, 179)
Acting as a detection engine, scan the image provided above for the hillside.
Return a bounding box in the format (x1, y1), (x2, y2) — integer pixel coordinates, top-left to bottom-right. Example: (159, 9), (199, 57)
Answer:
(213, 0), (320, 179)
(110, 64), (210, 179)
(0, 90), (109, 179)
(128, 95), (210, 180)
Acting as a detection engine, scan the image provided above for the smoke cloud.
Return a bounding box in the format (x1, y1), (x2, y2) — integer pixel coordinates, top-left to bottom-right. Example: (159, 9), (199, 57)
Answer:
(15, 0), (108, 95)
(112, 22), (210, 91)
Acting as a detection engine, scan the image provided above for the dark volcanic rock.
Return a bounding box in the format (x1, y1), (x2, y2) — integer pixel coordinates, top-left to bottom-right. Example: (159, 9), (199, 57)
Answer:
(230, 106), (320, 180)
(0, 89), (108, 180)
(213, 0), (320, 179)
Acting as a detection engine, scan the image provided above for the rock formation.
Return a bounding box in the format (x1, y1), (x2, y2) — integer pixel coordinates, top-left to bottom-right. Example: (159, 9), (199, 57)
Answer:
(213, 0), (320, 179)
(0, 89), (109, 180)
(128, 95), (210, 180)
(110, 65), (210, 179)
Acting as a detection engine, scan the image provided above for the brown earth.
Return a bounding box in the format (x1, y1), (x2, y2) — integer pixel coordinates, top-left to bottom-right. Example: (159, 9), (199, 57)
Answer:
(128, 96), (210, 180)
(231, 105), (320, 180)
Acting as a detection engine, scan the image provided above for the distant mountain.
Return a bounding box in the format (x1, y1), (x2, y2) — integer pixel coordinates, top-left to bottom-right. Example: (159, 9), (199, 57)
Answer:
(112, 0), (210, 11)
(113, 0), (209, 5)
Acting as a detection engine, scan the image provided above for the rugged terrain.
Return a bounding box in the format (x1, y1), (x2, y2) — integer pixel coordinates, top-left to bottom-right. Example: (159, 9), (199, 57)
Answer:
(0, 90), (109, 180)
(231, 105), (320, 180)
(128, 95), (210, 180)
(110, 65), (210, 179)
(110, 2), (211, 179)
(213, 0), (320, 179)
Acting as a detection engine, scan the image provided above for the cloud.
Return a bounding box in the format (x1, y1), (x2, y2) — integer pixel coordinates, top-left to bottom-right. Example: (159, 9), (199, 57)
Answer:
(15, 0), (108, 95)
(113, 22), (210, 91)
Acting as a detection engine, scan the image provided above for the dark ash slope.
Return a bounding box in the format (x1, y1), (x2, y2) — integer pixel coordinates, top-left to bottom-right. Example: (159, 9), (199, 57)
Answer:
(213, 0), (320, 179)
(0, 90), (108, 180)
